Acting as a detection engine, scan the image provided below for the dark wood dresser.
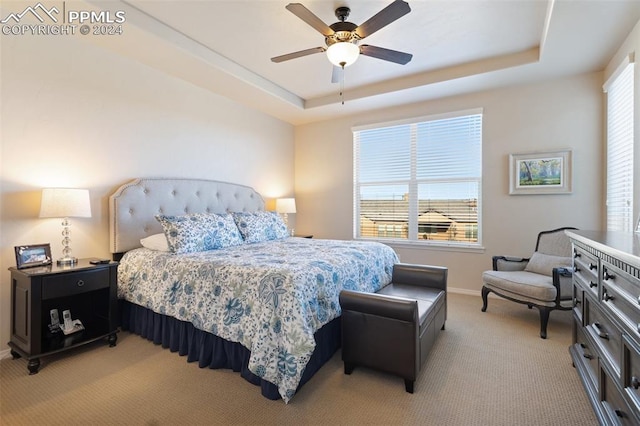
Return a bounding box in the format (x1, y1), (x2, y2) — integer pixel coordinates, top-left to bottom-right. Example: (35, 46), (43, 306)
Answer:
(567, 230), (640, 425)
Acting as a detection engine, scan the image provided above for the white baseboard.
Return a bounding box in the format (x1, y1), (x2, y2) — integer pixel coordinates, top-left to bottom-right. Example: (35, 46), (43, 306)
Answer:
(448, 287), (480, 297)
(447, 286), (500, 299)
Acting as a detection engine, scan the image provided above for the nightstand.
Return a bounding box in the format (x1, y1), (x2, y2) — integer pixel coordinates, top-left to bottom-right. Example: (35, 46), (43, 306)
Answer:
(8, 259), (118, 374)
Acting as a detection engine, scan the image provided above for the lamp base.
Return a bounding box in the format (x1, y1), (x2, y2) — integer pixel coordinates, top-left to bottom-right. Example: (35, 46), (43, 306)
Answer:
(57, 257), (78, 266)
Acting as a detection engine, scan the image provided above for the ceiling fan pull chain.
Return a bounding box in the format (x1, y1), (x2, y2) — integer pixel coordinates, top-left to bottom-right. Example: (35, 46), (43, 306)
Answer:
(340, 64), (345, 105)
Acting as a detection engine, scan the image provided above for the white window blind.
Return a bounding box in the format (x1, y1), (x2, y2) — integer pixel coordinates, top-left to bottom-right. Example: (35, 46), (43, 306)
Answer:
(605, 57), (634, 232)
(354, 110), (482, 246)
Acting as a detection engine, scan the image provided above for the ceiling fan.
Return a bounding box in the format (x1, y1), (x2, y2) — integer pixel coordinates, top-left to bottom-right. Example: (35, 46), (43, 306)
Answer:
(271, 0), (413, 76)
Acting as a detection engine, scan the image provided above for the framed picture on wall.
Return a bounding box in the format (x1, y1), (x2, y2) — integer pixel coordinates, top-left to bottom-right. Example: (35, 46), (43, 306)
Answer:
(14, 243), (52, 269)
(509, 149), (572, 195)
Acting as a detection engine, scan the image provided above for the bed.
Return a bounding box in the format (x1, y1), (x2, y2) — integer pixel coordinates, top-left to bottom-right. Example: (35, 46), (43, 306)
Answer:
(109, 178), (399, 403)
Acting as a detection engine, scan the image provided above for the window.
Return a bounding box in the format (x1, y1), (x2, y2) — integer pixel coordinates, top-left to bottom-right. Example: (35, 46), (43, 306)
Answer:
(354, 109), (482, 247)
(605, 55), (634, 232)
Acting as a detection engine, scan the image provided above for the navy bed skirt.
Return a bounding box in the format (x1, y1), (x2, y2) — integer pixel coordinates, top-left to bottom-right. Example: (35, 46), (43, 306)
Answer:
(118, 300), (341, 400)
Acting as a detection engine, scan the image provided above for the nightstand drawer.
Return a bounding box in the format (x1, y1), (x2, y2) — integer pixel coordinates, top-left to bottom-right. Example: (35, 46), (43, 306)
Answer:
(42, 269), (110, 300)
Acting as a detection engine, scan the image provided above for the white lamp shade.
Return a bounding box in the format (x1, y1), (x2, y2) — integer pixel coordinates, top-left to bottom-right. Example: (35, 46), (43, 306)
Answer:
(276, 198), (297, 214)
(326, 42), (360, 67)
(39, 188), (92, 218)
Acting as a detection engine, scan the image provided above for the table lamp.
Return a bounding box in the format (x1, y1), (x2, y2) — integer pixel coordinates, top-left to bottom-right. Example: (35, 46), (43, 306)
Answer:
(276, 198), (296, 234)
(39, 188), (91, 266)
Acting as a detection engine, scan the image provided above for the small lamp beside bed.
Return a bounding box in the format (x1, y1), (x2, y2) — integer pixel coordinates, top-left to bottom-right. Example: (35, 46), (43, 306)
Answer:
(39, 188), (91, 266)
(276, 197), (296, 236)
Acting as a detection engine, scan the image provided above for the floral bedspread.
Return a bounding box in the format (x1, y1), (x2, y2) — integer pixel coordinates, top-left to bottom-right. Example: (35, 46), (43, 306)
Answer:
(117, 237), (398, 402)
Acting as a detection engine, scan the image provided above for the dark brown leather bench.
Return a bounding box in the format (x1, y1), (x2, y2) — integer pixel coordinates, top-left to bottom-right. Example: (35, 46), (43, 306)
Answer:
(339, 263), (447, 393)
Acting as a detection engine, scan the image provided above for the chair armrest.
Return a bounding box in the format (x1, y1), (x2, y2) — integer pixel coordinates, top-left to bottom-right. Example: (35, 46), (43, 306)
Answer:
(553, 266), (574, 301)
(392, 263), (448, 292)
(339, 290), (418, 323)
(492, 256), (529, 271)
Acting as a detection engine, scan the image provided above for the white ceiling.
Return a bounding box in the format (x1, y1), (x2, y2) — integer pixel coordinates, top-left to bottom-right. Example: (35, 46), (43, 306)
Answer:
(88, 0), (640, 125)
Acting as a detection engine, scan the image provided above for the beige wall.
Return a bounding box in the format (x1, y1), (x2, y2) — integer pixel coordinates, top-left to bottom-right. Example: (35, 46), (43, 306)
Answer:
(0, 35), (294, 352)
(294, 72), (604, 293)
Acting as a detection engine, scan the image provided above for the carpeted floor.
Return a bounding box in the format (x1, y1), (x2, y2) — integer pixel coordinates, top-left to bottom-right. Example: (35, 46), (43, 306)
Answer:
(0, 293), (597, 425)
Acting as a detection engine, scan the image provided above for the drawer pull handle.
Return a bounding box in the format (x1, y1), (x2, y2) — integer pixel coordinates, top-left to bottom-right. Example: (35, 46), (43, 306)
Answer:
(632, 376), (640, 389)
(574, 251), (581, 258)
(589, 263), (597, 270)
(589, 281), (597, 288)
(593, 322), (609, 340)
(574, 298), (581, 306)
(582, 353), (594, 360)
(603, 270), (615, 281)
(574, 266), (581, 273)
(615, 409), (625, 418)
(603, 289), (614, 302)
(77, 280), (85, 287)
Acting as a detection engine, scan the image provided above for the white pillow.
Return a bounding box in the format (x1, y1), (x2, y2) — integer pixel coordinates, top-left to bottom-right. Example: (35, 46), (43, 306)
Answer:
(140, 233), (170, 252)
(524, 252), (571, 276)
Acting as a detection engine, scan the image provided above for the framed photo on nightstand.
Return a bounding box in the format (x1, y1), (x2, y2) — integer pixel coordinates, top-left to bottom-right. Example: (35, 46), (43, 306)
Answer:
(14, 243), (52, 269)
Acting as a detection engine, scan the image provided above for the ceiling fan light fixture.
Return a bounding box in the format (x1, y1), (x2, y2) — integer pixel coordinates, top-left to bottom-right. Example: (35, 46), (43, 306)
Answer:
(326, 42), (360, 67)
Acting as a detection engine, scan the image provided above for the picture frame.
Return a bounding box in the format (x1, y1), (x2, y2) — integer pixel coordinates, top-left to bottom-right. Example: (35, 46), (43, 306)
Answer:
(509, 149), (572, 195)
(14, 243), (52, 269)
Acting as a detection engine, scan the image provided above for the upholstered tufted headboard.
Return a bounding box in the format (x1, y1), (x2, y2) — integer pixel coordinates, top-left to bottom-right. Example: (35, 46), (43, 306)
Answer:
(109, 178), (265, 254)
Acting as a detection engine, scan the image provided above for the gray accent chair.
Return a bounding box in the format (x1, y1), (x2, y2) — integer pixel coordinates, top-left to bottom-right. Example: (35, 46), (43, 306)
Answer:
(481, 227), (576, 339)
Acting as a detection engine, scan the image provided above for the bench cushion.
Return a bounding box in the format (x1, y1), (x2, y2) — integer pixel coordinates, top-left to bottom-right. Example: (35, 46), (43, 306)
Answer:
(377, 283), (444, 334)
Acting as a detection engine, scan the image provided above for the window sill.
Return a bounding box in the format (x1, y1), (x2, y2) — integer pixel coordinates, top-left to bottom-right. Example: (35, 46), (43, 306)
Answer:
(356, 238), (485, 253)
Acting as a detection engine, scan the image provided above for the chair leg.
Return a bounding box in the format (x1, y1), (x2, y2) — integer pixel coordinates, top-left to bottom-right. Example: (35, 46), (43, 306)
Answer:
(539, 307), (550, 339)
(481, 286), (490, 312)
(344, 362), (355, 375)
(404, 379), (414, 393)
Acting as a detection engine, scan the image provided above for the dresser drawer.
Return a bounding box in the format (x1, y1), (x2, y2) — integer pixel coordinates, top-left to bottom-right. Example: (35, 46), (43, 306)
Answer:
(586, 298), (622, 375)
(573, 245), (599, 297)
(623, 334), (640, 414)
(601, 365), (639, 425)
(573, 284), (585, 323)
(575, 317), (598, 388)
(602, 261), (640, 338)
(42, 269), (110, 300)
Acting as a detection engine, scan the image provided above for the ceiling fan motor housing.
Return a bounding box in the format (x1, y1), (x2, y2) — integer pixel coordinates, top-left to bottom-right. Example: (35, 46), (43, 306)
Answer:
(326, 21), (359, 47)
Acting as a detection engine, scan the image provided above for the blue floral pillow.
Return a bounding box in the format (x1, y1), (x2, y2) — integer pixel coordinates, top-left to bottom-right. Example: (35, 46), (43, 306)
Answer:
(155, 213), (243, 254)
(232, 211), (289, 243)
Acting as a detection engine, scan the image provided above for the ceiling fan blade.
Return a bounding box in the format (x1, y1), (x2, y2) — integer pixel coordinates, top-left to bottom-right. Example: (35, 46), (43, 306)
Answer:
(331, 66), (341, 83)
(285, 3), (334, 37)
(271, 47), (325, 63)
(355, 0), (411, 39)
(360, 45), (413, 65)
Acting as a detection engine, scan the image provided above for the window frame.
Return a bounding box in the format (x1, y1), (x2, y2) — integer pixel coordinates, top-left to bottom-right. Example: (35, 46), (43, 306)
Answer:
(604, 54), (635, 232)
(353, 108), (483, 249)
